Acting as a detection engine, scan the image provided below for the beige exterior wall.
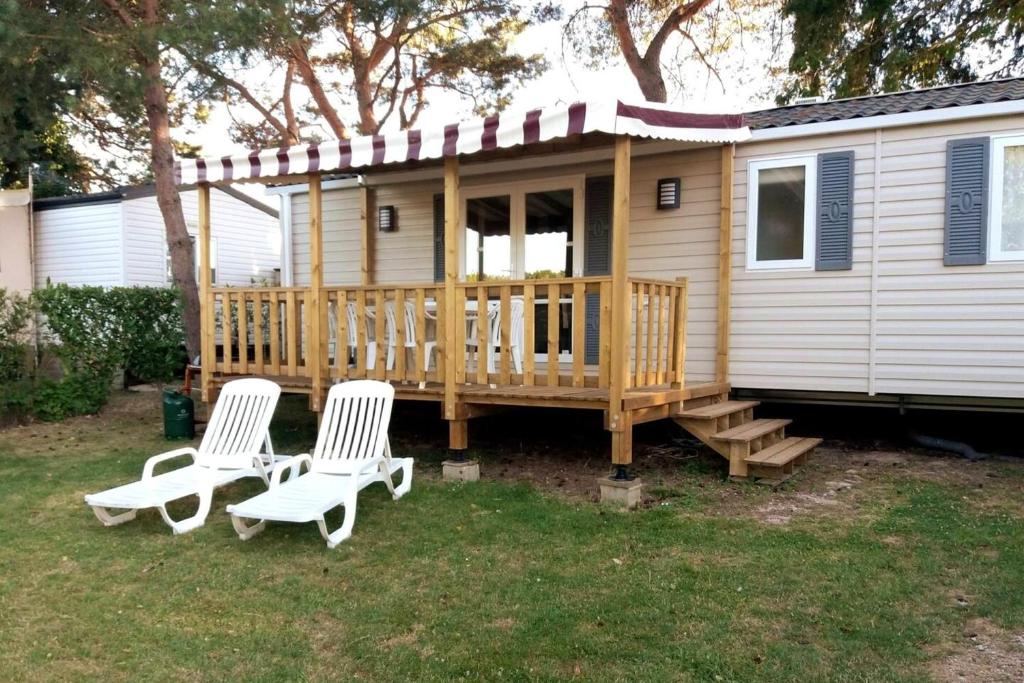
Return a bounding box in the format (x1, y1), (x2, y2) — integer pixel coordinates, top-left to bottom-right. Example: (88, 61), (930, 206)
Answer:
(732, 113), (1024, 399)
(0, 190), (33, 295)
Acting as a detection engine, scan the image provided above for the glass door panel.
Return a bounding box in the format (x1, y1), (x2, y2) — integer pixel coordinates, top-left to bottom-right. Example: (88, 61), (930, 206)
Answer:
(465, 195), (512, 281)
(523, 189), (574, 357)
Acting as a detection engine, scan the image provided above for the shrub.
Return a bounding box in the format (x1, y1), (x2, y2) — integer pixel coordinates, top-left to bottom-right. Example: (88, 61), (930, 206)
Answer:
(107, 287), (185, 384)
(28, 284), (187, 420)
(0, 288), (32, 383)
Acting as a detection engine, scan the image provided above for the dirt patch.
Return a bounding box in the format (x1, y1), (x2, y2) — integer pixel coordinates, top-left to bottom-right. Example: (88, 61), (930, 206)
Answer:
(930, 618), (1024, 682)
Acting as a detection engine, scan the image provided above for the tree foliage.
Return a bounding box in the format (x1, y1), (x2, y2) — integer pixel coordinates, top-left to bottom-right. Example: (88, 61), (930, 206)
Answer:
(782, 0), (1024, 101)
(563, 0), (785, 103)
(189, 0), (556, 147)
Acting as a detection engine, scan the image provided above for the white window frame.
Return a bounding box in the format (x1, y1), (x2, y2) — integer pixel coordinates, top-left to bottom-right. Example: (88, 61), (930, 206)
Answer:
(988, 133), (1024, 262)
(746, 155), (817, 270)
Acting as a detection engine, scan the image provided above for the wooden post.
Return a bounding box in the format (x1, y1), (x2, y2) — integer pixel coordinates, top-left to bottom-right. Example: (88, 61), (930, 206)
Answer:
(442, 157), (467, 449)
(308, 173), (324, 412)
(360, 184), (374, 286)
(198, 184), (213, 403)
(716, 143), (735, 385)
(608, 135), (632, 466)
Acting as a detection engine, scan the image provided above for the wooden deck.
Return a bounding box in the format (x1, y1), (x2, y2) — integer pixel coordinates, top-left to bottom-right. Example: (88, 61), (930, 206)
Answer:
(209, 373), (727, 412)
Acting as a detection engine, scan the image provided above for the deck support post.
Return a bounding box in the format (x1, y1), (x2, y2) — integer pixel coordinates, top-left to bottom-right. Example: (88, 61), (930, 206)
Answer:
(607, 135), (634, 473)
(308, 173), (324, 412)
(197, 183), (213, 403)
(716, 144), (734, 385)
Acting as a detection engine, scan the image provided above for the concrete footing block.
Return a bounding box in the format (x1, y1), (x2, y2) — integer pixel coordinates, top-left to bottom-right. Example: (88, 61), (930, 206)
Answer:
(443, 460), (480, 483)
(598, 477), (643, 509)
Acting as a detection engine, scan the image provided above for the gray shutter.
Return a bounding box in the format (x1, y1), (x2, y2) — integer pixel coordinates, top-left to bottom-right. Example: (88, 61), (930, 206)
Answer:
(584, 176), (612, 364)
(816, 151), (854, 270)
(944, 137), (990, 266)
(433, 193), (444, 282)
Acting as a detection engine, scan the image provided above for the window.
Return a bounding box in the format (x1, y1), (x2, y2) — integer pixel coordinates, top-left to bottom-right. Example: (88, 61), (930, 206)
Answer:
(166, 232), (217, 284)
(464, 195), (512, 281)
(746, 156), (816, 269)
(990, 135), (1024, 261)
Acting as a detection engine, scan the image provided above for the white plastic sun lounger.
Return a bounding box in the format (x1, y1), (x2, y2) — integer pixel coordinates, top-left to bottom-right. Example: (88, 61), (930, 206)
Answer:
(227, 380), (412, 548)
(84, 378), (283, 535)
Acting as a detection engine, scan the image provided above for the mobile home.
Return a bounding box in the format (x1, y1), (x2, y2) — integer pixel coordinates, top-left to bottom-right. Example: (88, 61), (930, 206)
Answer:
(176, 79), (1024, 495)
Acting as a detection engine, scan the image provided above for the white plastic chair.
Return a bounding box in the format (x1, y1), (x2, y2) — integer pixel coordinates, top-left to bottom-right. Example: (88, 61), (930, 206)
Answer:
(384, 300), (438, 371)
(84, 378), (283, 535)
(466, 298), (524, 374)
(226, 380), (413, 548)
(343, 301), (377, 370)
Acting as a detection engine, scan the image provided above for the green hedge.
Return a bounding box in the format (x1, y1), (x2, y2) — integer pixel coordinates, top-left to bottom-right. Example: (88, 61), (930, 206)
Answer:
(0, 284), (186, 422)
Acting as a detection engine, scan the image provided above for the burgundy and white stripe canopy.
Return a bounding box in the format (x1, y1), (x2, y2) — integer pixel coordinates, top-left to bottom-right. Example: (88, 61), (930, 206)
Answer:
(175, 100), (750, 185)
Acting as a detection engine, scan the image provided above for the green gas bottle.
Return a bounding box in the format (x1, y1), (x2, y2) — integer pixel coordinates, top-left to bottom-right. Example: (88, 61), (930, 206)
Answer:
(163, 388), (195, 440)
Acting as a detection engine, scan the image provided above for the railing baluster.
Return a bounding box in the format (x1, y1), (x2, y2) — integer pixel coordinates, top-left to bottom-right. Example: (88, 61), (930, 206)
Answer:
(394, 288), (407, 381)
(476, 285), (488, 385)
(302, 291), (313, 378)
(598, 281), (611, 388)
(454, 286), (466, 384)
(238, 291), (249, 375)
(523, 283), (535, 386)
(335, 291), (347, 380)
(415, 288), (426, 384)
(571, 281), (585, 388)
(435, 286), (446, 383)
(371, 290), (383, 380)
(499, 285), (511, 384)
(633, 282), (644, 387)
(546, 283), (559, 387)
(253, 292), (264, 375)
(285, 290), (297, 376)
(666, 286), (678, 384)
(269, 292), (280, 375)
(355, 289), (367, 378)
(645, 285), (656, 386)
(675, 279), (688, 388)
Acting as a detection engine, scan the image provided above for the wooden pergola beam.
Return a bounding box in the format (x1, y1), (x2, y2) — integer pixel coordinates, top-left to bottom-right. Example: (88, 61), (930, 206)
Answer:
(442, 156), (466, 448)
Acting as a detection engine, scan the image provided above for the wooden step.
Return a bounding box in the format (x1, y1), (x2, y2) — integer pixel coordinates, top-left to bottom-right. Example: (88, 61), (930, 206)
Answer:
(713, 418), (791, 443)
(745, 436), (822, 467)
(677, 400), (759, 420)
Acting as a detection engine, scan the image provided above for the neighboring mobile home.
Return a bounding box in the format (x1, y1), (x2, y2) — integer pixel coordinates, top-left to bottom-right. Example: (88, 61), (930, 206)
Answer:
(33, 184), (281, 288)
(0, 188), (33, 296)
(175, 79), (1024, 496)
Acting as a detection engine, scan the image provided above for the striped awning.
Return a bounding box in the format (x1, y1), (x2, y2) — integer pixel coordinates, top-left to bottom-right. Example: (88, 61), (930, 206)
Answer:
(175, 100), (750, 185)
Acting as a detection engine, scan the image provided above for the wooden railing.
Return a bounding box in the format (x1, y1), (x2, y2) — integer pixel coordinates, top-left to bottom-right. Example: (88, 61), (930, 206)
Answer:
(206, 276), (687, 392)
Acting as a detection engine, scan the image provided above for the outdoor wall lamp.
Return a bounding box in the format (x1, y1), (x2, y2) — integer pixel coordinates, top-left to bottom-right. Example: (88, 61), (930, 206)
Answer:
(378, 205), (397, 232)
(656, 178), (681, 210)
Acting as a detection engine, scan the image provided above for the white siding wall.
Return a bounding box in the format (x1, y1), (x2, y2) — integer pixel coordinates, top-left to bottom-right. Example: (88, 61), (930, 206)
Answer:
(732, 113), (1024, 399)
(135, 188), (281, 286)
(34, 202), (124, 287)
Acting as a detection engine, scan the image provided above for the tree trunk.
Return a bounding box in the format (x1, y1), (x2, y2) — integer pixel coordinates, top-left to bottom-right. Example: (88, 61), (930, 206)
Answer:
(632, 58), (668, 102)
(141, 57), (202, 360)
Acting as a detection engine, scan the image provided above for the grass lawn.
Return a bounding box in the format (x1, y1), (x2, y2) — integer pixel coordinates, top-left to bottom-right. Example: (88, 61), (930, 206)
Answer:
(1, 392), (1023, 681)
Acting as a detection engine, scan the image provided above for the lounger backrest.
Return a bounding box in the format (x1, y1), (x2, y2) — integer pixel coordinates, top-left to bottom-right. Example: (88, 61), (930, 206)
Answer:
(312, 380), (394, 474)
(198, 378), (281, 466)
